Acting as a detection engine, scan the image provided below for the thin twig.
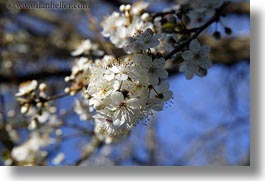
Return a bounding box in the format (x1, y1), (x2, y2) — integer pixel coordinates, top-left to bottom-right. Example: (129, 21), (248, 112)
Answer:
(0, 94), (7, 126)
(46, 92), (69, 101)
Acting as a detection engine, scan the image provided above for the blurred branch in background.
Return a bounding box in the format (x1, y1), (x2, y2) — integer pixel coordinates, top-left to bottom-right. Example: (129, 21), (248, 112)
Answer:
(0, 36), (250, 83)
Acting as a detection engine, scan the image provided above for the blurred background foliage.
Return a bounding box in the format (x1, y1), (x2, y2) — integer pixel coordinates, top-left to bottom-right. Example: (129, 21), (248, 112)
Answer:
(0, 0), (250, 166)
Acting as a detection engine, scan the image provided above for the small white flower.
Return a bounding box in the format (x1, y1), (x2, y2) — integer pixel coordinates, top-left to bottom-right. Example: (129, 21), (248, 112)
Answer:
(180, 39), (212, 79)
(104, 91), (144, 127)
(149, 81), (173, 111)
(125, 28), (161, 53)
(101, 12), (120, 37)
(134, 55), (168, 85)
(93, 113), (129, 137)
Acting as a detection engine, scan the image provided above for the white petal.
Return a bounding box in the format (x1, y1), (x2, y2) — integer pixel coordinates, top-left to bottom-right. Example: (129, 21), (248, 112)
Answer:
(179, 63), (187, 72)
(182, 50), (193, 61)
(127, 98), (141, 108)
(189, 39), (200, 53)
(104, 73), (115, 81)
(149, 76), (159, 86)
(141, 28), (153, 42)
(159, 81), (169, 91)
(163, 91), (173, 101)
(133, 54), (152, 64)
(200, 45), (210, 55)
(113, 80), (120, 90)
(116, 73), (128, 81)
(111, 92), (124, 105)
(185, 70), (194, 80)
(200, 59), (212, 69)
(158, 70), (168, 79)
(110, 66), (120, 73)
(113, 119), (123, 126)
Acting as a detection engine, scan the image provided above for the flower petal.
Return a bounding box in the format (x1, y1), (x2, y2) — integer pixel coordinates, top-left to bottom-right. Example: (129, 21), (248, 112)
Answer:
(182, 50), (193, 61)
(111, 91), (124, 105)
(189, 39), (200, 53)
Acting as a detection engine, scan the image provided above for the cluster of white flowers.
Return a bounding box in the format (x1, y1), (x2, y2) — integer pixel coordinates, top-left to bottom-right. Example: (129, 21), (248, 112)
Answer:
(101, 2), (153, 48)
(84, 43), (172, 141)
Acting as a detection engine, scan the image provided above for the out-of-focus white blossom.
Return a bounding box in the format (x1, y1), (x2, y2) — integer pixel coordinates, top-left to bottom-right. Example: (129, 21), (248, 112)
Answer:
(11, 132), (49, 165)
(52, 152), (65, 165)
(180, 39), (212, 79)
(16, 80), (38, 97)
(74, 99), (94, 121)
(71, 39), (104, 57)
(65, 57), (92, 95)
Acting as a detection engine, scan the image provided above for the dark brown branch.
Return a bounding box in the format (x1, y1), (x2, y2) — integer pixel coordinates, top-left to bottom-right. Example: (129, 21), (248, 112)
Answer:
(0, 69), (70, 84)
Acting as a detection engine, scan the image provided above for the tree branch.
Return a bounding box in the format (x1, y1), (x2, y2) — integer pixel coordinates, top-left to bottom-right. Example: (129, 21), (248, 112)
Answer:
(0, 36), (249, 84)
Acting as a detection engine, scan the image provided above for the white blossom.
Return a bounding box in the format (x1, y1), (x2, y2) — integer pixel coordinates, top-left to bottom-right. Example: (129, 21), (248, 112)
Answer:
(11, 132), (49, 164)
(125, 28), (161, 53)
(71, 39), (104, 57)
(133, 54), (168, 85)
(180, 39), (212, 79)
